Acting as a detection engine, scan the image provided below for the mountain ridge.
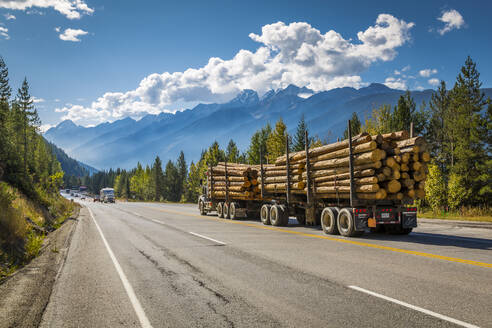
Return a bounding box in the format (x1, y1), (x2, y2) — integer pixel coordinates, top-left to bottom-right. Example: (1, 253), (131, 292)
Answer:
(45, 84), (492, 169)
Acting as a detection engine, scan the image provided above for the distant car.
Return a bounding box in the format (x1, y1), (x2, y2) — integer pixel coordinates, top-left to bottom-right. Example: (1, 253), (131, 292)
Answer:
(93, 195), (100, 202)
(81, 195), (86, 200)
(70, 193), (74, 196)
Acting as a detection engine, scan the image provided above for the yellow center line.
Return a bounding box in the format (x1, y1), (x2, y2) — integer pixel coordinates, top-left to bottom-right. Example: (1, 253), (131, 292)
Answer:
(138, 205), (492, 269)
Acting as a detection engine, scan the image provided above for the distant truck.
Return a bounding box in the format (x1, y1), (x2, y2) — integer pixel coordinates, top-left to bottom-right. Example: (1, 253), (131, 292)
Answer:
(100, 188), (115, 203)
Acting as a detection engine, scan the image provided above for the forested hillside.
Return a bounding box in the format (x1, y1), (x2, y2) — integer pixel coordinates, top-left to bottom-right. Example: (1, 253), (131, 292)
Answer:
(0, 56), (74, 279)
(46, 140), (98, 182)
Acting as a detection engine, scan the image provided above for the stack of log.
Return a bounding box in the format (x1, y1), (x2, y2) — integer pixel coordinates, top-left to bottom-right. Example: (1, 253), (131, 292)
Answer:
(257, 163), (306, 194)
(274, 131), (430, 201)
(206, 130), (429, 203)
(207, 162), (260, 200)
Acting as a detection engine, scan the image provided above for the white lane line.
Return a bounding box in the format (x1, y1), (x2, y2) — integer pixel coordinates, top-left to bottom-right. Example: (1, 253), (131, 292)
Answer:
(88, 207), (153, 328)
(188, 232), (226, 245)
(151, 219), (163, 224)
(348, 285), (479, 328)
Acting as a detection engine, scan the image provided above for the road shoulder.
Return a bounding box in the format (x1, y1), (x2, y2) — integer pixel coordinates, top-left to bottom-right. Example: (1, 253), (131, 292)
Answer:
(0, 207), (79, 328)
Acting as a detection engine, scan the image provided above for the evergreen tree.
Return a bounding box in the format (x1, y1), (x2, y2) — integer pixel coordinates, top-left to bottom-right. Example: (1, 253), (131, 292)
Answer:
(342, 112), (361, 139)
(391, 90), (415, 131)
(266, 118), (287, 163)
(428, 80), (450, 173)
(0, 56), (11, 167)
(176, 151), (187, 200)
(163, 160), (180, 202)
(152, 156), (164, 201)
(247, 123), (271, 164)
(362, 105), (393, 134)
(293, 114), (308, 152)
(16, 78), (39, 173)
(447, 56), (488, 205)
(226, 139), (240, 163)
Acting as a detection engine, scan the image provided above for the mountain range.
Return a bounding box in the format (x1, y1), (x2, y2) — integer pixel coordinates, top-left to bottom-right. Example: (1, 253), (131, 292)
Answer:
(44, 83), (492, 170)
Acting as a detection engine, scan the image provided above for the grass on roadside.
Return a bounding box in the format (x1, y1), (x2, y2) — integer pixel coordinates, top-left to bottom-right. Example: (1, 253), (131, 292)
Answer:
(419, 208), (492, 223)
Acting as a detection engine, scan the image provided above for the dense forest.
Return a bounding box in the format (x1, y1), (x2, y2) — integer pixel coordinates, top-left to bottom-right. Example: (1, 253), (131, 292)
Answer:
(85, 57), (490, 214)
(0, 56), (74, 278)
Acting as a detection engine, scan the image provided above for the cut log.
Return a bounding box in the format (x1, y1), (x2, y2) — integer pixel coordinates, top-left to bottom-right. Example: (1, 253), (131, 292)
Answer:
(275, 133), (372, 165)
(305, 141), (377, 163)
(312, 184), (379, 193)
(396, 136), (426, 148)
(421, 151), (431, 162)
(381, 180), (401, 193)
(315, 176), (379, 187)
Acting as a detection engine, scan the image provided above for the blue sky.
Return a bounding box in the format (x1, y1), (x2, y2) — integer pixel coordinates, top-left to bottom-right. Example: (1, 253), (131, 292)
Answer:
(0, 0), (491, 129)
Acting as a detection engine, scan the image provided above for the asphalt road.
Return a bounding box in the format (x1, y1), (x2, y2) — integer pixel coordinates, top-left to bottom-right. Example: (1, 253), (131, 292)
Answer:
(40, 200), (492, 327)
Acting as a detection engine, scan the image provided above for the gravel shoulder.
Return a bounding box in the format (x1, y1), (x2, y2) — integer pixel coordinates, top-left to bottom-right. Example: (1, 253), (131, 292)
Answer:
(0, 209), (79, 328)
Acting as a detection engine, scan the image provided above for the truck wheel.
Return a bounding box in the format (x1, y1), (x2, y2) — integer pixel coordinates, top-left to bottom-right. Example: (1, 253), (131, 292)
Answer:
(223, 203), (230, 219)
(400, 228), (413, 235)
(270, 205), (288, 226)
(229, 202), (237, 220)
(217, 202), (224, 218)
(199, 200), (206, 215)
(337, 208), (363, 237)
(260, 205), (271, 225)
(321, 207), (339, 235)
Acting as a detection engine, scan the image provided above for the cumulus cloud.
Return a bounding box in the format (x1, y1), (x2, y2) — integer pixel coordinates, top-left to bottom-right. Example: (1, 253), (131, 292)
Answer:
(419, 68), (437, 77)
(56, 14), (415, 125)
(58, 28), (87, 42)
(384, 77), (407, 90)
(3, 13), (15, 20)
(0, 0), (93, 19)
(437, 9), (465, 35)
(32, 96), (45, 103)
(0, 25), (8, 39)
(394, 65), (410, 76)
(428, 78), (440, 86)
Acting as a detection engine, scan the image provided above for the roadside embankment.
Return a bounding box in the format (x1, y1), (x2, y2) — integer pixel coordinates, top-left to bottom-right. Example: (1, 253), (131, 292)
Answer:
(0, 198), (80, 328)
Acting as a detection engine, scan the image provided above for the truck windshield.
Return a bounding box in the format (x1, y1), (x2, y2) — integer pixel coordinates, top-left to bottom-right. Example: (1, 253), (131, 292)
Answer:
(103, 190), (114, 195)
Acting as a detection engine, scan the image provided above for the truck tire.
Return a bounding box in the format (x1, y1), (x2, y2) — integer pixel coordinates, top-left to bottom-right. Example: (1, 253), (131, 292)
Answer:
(199, 200), (206, 215)
(321, 207), (339, 235)
(337, 208), (363, 237)
(270, 205), (288, 226)
(223, 202), (230, 219)
(217, 202), (224, 218)
(260, 204), (271, 225)
(229, 202), (237, 220)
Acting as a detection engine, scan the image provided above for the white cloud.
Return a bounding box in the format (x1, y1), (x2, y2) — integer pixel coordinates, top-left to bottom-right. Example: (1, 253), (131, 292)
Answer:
(58, 28), (88, 42)
(437, 9), (465, 35)
(0, 0), (93, 19)
(394, 65), (410, 76)
(414, 85), (424, 91)
(3, 13), (15, 20)
(32, 96), (45, 103)
(54, 98), (61, 102)
(0, 25), (8, 39)
(55, 26), (61, 32)
(39, 124), (54, 133)
(428, 78), (440, 86)
(56, 14), (415, 125)
(419, 68), (437, 77)
(384, 77), (407, 90)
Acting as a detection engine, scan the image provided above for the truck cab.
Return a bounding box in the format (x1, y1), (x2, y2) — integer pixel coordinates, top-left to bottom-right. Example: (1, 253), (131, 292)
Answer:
(100, 188), (115, 203)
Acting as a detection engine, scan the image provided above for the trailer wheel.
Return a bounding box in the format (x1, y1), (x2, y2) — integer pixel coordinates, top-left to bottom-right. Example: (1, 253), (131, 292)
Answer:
(229, 202), (237, 220)
(260, 205), (271, 225)
(321, 207), (339, 235)
(337, 208), (363, 237)
(223, 202), (230, 219)
(270, 205), (288, 226)
(199, 200), (206, 215)
(217, 202), (224, 218)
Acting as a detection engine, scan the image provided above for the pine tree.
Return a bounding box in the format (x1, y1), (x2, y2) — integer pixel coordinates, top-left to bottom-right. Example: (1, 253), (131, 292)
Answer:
(176, 151), (187, 200)
(447, 56), (488, 206)
(342, 112), (361, 139)
(293, 114), (308, 152)
(247, 123), (271, 164)
(226, 139), (240, 163)
(391, 90), (415, 131)
(152, 156), (164, 201)
(16, 78), (39, 173)
(428, 80), (450, 173)
(0, 56), (11, 167)
(266, 118), (287, 163)
(163, 160), (180, 202)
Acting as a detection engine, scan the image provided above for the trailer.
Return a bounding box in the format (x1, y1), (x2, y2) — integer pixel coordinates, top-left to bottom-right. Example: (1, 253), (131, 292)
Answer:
(198, 121), (418, 237)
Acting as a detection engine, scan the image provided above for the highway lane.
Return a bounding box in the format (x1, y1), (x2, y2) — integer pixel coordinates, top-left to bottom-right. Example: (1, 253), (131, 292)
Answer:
(41, 201), (492, 327)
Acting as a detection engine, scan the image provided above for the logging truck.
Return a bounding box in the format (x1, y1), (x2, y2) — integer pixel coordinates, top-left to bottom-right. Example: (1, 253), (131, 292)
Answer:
(198, 121), (419, 237)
